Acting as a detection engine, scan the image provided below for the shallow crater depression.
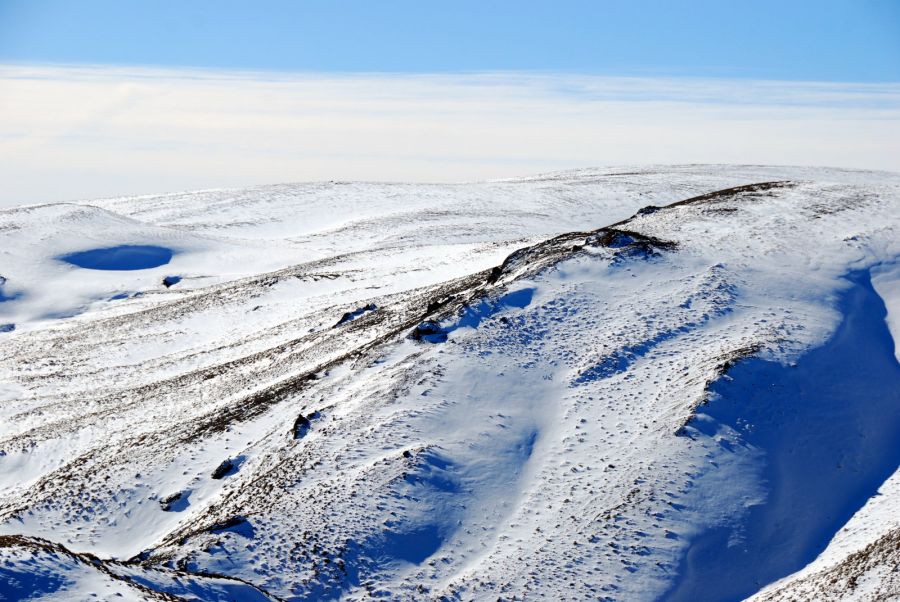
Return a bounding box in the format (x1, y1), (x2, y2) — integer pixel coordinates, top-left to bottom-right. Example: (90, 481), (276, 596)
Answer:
(58, 245), (174, 271)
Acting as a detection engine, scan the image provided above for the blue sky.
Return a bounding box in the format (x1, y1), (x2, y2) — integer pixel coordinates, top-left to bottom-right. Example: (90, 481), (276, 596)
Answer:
(1, 0), (899, 81)
(1, 2), (899, 205)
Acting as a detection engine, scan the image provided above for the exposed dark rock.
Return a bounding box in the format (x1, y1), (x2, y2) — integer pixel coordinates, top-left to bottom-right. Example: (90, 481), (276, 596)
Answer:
(410, 321), (448, 343)
(293, 414), (312, 439)
(209, 516), (248, 533)
(426, 296), (455, 314)
(211, 459), (236, 480)
(589, 228), (677, 251)
(334, 303), (377, 327)
(666, 181), (794, 208)
(292, 410), (322, 439)
(159, 491), (183, 511)
(162, 275), (182, 288)
(486, 266), (503, 285)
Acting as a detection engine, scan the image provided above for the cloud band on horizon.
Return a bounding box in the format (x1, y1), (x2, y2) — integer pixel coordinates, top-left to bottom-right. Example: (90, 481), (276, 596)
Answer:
(1, 64), (899, 206)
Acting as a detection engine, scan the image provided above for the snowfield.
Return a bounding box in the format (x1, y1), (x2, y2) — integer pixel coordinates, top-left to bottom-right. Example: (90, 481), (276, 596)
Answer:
(0, 165), (898, 601)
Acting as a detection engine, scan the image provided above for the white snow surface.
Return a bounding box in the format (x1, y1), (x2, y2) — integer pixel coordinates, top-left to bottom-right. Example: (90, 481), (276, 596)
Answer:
(0, 165), (898, 601)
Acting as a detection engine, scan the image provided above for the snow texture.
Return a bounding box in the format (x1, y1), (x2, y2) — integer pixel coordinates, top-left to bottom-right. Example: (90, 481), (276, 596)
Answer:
(0, 165), (898, 601)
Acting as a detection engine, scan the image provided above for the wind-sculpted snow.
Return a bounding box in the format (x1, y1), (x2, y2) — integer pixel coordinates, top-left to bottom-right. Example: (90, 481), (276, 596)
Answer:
(0, 166), (898, 601)
(665, 270), (900, 601)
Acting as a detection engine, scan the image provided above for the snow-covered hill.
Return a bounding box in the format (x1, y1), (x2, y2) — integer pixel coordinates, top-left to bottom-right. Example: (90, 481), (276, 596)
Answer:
(0, 166), (898, 601)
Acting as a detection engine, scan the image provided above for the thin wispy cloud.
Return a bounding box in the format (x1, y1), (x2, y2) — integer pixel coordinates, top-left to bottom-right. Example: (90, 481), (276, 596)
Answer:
(1, 64), (899, 206)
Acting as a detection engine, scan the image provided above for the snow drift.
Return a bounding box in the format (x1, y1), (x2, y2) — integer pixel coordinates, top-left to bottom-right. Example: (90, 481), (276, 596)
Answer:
(0, 165), (898, 601)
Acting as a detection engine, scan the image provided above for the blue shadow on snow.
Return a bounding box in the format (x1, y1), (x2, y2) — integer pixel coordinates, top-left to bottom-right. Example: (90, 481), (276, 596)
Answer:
(662, 270), (900, 602)
(58, 245), (174, 270)
(0, 567), (67, 600)
(415, 287), (535, 343)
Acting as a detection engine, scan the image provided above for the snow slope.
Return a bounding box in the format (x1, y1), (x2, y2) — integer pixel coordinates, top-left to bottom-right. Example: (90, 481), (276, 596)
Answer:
(0, 166), (898, 601)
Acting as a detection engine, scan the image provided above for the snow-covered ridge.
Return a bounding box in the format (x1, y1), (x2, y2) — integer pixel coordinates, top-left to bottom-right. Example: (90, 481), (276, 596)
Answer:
(0, 166), (898, 601)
